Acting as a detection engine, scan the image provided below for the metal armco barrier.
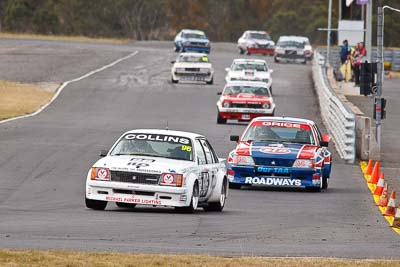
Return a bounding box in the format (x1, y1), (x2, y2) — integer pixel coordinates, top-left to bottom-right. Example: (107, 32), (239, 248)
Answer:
(312, 52), (356, 163)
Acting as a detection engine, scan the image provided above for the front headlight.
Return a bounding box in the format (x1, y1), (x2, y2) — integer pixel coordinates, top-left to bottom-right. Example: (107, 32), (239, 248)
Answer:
(184, 41), (191, 46)
(248, 42), (257, 48)
(205, 42), (210, 47)
(232, 155), (255, 166)
(262, 78), (269, 83)
(262, 103), (270, 109)
(160, 173), (183, 187)
(293, 159), (315, 168)
(90, 167), (110, 181)
(175, 68), (185, 72)
(223, 102), (230, 108)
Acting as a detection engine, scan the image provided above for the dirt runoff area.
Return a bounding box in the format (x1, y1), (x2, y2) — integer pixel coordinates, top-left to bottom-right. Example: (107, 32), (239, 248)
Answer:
(0, 80), (58, 120)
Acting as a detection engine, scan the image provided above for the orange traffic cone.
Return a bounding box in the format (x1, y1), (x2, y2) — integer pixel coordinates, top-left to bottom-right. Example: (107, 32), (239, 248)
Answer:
(378, 183), (389, 207)
(373, 175), (385, 196)
(384, 191), (397, 217)
(365, 159), (373, 175)
(392, 207), (400, 229)
(368, 161), (380, 184)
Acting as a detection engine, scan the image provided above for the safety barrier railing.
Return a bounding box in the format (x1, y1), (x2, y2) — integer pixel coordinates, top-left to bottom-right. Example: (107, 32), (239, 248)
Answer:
(312, 52), (356, 163)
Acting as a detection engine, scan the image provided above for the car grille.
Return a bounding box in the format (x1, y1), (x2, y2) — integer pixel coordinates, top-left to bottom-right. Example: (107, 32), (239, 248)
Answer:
(185, 68), (200, 72)
(231, 103), (262, 109)
(189, 42), (207, 47)
(285, 50), (297, 55)
(253, 158), (295, 167)
(110, 171), (160, 185)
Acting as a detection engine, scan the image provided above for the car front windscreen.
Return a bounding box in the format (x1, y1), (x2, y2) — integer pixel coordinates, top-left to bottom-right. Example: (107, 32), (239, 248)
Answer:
(249, 33), (271, 40)
(183, 33), (207, 39)
(177, 55), (209, 63)
(110, 133), (193, 161)
(224, 86), (270, 97)
(232, 63), (267, 71)
(242, 124), (315, 144)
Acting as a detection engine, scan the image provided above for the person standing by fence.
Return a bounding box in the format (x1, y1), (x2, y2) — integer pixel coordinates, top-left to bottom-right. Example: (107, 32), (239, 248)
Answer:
(352, 42), (367, 86)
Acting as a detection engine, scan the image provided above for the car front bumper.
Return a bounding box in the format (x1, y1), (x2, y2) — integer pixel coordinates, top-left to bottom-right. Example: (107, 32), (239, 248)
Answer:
(86, 180), (190, 207)
(247, 47), (274, 55)
(217, 106), (275, 121)
(227, 165), (321, 188)
(182, 46), (210, 53)
(172, 72), (213, 82)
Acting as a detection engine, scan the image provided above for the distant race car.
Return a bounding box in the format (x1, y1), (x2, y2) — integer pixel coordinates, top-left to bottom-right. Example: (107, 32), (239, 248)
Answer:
(86, 129), (228, 213)
(225, 59), (273, 92)
(174, 29), (211, 54)
(237, 30), (275, 55)
(171, 52), (214, 84)
(274, 36), (313, 64)
(227, 117), (332, 191)
(216, 81), (275, 124)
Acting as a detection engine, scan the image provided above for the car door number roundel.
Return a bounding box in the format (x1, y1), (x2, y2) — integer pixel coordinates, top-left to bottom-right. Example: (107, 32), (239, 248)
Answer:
(199, 172), (210, 197)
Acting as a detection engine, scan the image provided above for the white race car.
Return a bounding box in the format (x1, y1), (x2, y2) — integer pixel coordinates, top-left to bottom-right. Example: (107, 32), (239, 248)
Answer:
(274, 36), (313, 63)
(225, 59), (273, 93)
(171, 52), (214, 84)
(85, 129), (228, 213)
(237, 30), (275, 55)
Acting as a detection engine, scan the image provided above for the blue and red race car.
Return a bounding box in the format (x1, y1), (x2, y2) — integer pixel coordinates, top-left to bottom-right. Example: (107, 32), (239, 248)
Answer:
(227, 117), (332, 192)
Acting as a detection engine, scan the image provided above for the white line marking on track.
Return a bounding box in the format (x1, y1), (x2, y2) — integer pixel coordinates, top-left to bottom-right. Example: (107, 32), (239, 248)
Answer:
(0, 50), (139, 125)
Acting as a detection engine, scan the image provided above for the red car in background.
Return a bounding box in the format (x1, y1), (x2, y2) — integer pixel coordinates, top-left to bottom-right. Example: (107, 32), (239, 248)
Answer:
(216, 81), (275, 124)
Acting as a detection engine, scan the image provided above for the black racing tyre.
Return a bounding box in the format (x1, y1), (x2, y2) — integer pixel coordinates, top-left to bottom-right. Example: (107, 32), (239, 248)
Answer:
(239, 47), (245, 55)
(85, 197), (107, 210)
(270, 86), (273, 95)
(116, 202), (137, 208)
(171, 77), (178, 83)
(217, 113), (227, 124)
(246, 49), (251, 55)
(206, 77), (214, 85)
(229, 182), (241, 190)
(322, 176), (328, 189)
(204, 179), (227, 212)
(175, 182), (199, 214)
(274, 57), (279, 63)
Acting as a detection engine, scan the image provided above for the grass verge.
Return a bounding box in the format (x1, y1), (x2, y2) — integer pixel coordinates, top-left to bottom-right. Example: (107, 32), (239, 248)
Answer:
(0, 32), (131, 44)
(0, 80), (55, 120)
(0, 250), (400, 267)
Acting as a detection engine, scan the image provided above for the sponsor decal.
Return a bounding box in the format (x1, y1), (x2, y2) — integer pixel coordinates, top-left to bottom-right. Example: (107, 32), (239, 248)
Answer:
(181, 145), (192, 152)
(162, 173), (174, 185)
(105, 196), (161, 205)
(257, 166), (289, 174)
(245, 177), (301, 186)
(125, 133), (190, 145)
(127, 157), (156, 167)
(262, 121), (301, 128)
(97, 168), (109, 179)
(259, 147), (291, 154)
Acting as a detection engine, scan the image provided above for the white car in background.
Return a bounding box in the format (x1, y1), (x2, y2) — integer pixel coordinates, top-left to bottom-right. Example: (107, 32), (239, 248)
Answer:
(225, 59), (273, 93)
(85, 129), (228, 213)
(171, 52), (214, 84)
(237, 30), (275, 55)
(274, 36), (313, 63)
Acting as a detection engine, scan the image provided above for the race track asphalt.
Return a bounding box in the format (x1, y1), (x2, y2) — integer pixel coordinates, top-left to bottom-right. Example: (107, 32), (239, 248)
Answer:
(0, 39), (398, 258)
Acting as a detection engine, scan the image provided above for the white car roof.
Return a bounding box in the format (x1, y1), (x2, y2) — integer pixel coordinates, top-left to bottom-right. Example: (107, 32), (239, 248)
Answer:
(225, 80), (268, 88)
(245, 30), (269, 35)
(252, 116), (316, 126)
(278, 36), (310, 43)
(122, 129), (205, 140)
(181, 29), (206, 35)
(232, 58), (267, 64)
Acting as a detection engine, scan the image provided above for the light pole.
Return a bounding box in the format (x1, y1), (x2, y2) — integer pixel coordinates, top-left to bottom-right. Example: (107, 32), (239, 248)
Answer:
(375, 0), (383, 150)
(326, 0), (332, 66)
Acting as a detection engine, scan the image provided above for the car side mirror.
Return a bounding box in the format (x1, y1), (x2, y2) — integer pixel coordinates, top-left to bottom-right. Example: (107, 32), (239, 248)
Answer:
(230, 135), (239, 142)
(225, 67), (230, 72)
(217, 92), (222, 95)
(100, 150), (108, 157)
(170, 60), (176, 64)
(321, 134), (331, 147)
(269, 69), (274, 73)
